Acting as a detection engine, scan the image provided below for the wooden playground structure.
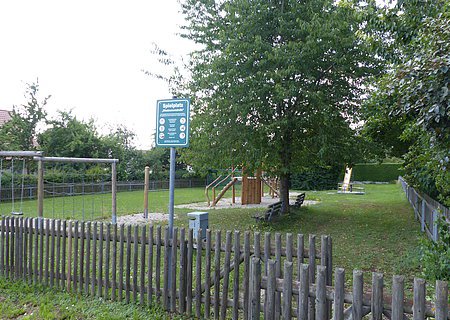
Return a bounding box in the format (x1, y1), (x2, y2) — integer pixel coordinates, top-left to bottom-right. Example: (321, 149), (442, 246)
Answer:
(205, 167), (280, 207)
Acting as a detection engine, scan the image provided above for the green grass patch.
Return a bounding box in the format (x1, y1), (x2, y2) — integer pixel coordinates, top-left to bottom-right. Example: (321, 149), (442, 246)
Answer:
(173, 183), (423, 284)
(1, 183), (424, 302)
(0, 277), (185, 319)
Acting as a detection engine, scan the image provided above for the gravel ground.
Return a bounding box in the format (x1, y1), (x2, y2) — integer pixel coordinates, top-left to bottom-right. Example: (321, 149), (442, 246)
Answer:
(116, 212), (169, 225)
(115, 192), (319, 225)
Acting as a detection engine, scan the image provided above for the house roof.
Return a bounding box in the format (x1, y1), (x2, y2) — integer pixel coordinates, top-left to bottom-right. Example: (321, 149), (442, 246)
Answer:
(0, 109), (12, 126)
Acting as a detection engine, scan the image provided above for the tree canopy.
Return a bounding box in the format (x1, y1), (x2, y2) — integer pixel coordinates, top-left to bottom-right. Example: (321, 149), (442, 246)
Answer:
(178, 0), (378, 211)
(0, 81), (48, 151)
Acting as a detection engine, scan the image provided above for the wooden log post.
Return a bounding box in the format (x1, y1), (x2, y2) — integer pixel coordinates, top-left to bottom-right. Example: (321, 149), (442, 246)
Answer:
(352, 270), (363, 320)
(249, 257), (261, 320)
(144, 166), (150, 219)
(171, 227), (178, 312)
(195, 229), (203, 318)
(334, 268), (345, 320)
(435, 280), (448, 320)
(205, 229), (212, 318)
(266, 259), (277, 320)
(283, 261), (294, 320)
(413, 278), (425, 320)
(213, 230), (221, 320)
(315, 266), (327, 320)
(392, 275), (405, 320)
(220, 231), (232, 320)
(371, 273), (384, 320)
(232, 231), (241, 320)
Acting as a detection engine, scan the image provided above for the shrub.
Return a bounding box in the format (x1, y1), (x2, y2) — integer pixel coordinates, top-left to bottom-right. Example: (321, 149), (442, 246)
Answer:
(352, 163), (404, 182)
(420, 215), (450, 281)
(291, 166), (341, 190)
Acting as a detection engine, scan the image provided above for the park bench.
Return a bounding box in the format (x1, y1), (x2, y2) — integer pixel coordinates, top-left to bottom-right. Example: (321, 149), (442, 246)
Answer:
(293, 193), (306, 208)
(253, 201), (283, 222)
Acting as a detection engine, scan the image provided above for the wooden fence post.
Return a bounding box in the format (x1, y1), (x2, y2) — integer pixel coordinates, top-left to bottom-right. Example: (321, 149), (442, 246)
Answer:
(171, 227), (178, 312)
(220, 231), (232, 320)
(315, 266), (327, 320)
(283, 261), (293, 320)
(435, 280), (448, 320)
(195, 229), (203, 318)
(421, 200), (425, 232)
(266, 259), (277, 320)
(147, 224), (154, 306)
(205, 229), (212, 318)
(392, 275), (405, 320)
(352, 270), (363, 320)
(308, 235), (316, 320)
(432, 210), (439, 242)
(413, 278), (425, 320)
(249, 257), (261, 320)
(233, 231), (241, 320)
(243, 231), (251, 320)
(298, 263), (309, 320)
(213, 230), (221, 320)
(334, 268), (345, 320)
(371, 273), (383, 320)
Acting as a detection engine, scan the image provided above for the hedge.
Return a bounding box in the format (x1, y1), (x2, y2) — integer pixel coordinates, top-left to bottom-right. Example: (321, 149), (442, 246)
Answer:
(352, 163), (404, 182)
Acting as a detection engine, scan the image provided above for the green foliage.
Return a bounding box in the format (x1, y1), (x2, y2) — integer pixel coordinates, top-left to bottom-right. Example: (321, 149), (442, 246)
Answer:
(352, 163), (404, 182)
(173, 0), (379, 211)
(39, 110), (103, 158)
(362, 2), (450, 206)
(0, 81), (48, 151)
(420, 215), (450, 281)
(291, 166), (341, 190)
(0, 277), (185, 319)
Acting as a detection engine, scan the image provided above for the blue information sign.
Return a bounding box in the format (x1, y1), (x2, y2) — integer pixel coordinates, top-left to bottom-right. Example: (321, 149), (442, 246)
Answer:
(156, 98), (190, 147)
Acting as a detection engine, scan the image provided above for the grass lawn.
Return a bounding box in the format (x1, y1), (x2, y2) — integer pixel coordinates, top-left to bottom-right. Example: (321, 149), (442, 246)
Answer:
(172, 183), (423, 285)
(0, 277), (185, 319)
(0, 187), (207, 221)
(1, 183), (422, 280)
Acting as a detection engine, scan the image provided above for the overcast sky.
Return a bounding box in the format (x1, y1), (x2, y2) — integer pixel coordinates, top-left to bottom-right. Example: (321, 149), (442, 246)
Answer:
(0, 0), (193, 149)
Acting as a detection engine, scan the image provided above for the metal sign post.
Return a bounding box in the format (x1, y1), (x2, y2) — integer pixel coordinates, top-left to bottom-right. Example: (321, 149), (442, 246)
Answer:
(156, 98), (190, 291)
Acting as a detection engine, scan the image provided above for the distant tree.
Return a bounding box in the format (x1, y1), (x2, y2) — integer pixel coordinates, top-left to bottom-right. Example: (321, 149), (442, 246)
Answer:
(101, 126), (146, 180)
(0, 81), (48, 151)
(177, 0), (378, 213)
(38, 111), (103, 158)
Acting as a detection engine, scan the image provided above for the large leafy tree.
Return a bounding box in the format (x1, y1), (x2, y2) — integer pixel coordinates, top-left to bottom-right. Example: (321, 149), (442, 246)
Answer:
(179, 0), (378, 212)
(363, 1), (449, 205)
(0, 81), (48, 151)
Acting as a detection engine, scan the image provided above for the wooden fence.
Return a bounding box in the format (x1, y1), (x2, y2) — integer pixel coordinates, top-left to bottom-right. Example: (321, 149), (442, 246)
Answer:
(399, 176), (450, 242)
(0, 216), (448, 319)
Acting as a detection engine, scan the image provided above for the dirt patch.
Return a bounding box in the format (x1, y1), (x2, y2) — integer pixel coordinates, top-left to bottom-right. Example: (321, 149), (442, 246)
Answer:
(116, 212), (169, 225)
(175, 192), (319, 210)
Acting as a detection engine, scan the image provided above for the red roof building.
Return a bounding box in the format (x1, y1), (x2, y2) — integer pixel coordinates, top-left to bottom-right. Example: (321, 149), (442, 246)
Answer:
(0, 109), (12, 126)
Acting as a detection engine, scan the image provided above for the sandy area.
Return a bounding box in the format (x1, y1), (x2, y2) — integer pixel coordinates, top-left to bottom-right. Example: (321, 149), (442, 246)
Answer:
(115, 192), (319, 225)
(116, 212), (169, 225)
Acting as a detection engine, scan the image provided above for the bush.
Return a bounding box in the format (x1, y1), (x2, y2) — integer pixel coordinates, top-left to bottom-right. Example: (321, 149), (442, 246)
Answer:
(352, 163), (404, 182)
(291, 166), (341, 190)
(420, 215), (450, 281)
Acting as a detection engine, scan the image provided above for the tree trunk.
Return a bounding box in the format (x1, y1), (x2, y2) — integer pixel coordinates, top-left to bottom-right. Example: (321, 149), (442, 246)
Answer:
(280, 173), (290, 214)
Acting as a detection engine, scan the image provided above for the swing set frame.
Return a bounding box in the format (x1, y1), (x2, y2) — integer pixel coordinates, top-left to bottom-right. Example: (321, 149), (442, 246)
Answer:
(0, 151), (119, 224)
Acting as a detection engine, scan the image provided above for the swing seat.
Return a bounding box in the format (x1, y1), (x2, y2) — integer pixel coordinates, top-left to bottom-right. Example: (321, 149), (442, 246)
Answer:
(11, 211), (23, 216)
